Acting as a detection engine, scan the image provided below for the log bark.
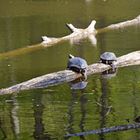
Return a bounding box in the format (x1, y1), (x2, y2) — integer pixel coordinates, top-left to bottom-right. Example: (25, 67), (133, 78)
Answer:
(0, 51), (140, 95)
(65, 123), (140, 137)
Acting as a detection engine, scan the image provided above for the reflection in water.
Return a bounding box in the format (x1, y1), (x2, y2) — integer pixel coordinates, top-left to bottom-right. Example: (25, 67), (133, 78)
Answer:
(131, 70), (140, 137)
(8, 57), (20, 138)
(0, 96), (20, 140)
(69, 77), (88, 90)
(10, 96), (20, 138)
(69, 34), (97, 46)
(101, 68), (117, 79)
(99, 77), (108, 140)
(66, 80), (88, 140)
(98, 20), (109, 140)
(33, 94), (53, 140)
(79, 93), (87, 140)
(0, 119), (7, 140)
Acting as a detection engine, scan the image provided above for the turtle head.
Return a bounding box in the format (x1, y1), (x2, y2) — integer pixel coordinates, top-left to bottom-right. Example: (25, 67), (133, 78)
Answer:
(69, 54), (75, 59)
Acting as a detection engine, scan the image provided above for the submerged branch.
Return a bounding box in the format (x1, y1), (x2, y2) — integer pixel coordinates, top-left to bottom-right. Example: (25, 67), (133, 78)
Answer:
(0, 43), (42, 60)
(0, 51), (140, 95)
(65, 123), (140, 137)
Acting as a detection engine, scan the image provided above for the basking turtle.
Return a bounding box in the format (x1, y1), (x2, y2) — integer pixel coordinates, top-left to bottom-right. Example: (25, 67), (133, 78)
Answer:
(100, 52), (117, 69)
(67, 54), (88, 78)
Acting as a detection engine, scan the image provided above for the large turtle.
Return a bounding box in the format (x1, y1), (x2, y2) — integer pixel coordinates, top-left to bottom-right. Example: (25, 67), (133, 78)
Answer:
(67, 54), (88, 78)
(100, 52), (117, 69)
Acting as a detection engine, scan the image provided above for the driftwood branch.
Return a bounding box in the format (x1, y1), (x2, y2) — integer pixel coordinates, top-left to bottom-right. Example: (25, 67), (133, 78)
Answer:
(41, 15), (140, 47)
(41, 20), (97, 46)
(0, 51), (140, 95)
(97, 15), (140, 34)
(65, 123), (140, 137)
(0, 15), (140, 60)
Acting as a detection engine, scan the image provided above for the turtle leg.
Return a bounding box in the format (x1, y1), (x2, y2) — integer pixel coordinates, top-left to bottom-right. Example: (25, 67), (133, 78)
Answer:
(110, 62), (116, 72)
(81, 69), (87, 80)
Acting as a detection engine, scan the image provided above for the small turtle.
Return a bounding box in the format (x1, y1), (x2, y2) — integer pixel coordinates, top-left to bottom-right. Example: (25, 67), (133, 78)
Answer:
(100, 52), (117, 69)
(67, 54), (88, 78)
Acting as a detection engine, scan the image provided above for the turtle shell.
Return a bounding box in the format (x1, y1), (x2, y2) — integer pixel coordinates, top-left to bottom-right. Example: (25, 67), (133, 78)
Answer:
(67, 57), (88, 73)
(100, 52), (117, 64)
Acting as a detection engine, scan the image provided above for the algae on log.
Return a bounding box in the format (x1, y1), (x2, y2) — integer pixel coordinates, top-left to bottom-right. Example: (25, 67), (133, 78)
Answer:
(0, 51), (140, 95)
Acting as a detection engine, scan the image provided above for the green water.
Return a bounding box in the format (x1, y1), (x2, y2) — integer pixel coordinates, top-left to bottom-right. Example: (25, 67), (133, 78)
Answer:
(0, 0), (140, 139)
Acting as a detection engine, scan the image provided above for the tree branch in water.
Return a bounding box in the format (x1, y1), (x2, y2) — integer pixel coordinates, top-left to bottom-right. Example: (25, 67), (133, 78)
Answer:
(65, 123), (140, 137)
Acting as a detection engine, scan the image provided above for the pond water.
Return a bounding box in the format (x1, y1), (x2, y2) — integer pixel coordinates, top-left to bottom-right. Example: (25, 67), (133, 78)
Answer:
(0, 0), (140, 139)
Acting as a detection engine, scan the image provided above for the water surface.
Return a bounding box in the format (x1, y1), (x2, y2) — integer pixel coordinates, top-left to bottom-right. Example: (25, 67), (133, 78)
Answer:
(0, 0), (140, 139)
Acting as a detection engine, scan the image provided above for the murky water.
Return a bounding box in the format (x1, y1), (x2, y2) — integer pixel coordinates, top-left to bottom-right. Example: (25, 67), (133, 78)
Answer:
(0, 0), (140, 139)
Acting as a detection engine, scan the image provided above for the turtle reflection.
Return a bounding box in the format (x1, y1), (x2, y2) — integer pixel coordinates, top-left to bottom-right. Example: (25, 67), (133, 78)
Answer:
(69, 77), (88, 90)
(101, 68), (117, 79)
(67, 77), (88, 139)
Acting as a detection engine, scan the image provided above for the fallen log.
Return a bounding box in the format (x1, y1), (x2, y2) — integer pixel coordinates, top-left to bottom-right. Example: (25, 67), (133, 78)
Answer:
(0, 51), (140, 95)
(65, 123), (140, 137)
(0, 15), (140, 60)
(41, 15), (140, 47)
(97, 15), (140, 34)
(41, 20), (97, 46)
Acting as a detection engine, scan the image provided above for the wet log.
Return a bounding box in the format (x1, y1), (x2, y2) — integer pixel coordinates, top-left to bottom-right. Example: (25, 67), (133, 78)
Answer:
(65, 123), (140, 137)
(0, 51), (140, 95)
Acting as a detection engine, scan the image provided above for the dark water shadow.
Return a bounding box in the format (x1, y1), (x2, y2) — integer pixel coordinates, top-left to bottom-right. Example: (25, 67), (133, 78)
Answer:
(33, 93), (55, 140)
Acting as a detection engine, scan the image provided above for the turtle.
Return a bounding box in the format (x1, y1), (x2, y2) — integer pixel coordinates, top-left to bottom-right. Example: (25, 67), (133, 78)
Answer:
(67, 54), (88, 78)
(100, 52), (117, 69)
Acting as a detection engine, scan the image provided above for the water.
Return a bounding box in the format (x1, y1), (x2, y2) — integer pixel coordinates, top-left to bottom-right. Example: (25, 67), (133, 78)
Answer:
(0, 0), (140, 139)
